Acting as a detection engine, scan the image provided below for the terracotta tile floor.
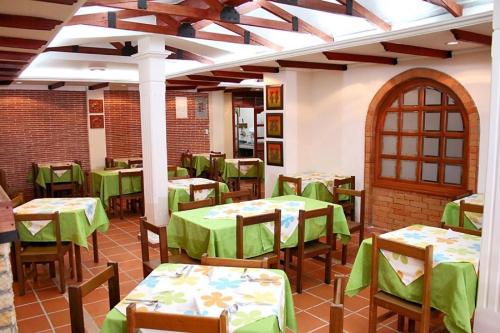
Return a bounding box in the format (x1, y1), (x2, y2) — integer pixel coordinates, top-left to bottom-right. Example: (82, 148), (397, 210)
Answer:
(13, 213), (402, 333)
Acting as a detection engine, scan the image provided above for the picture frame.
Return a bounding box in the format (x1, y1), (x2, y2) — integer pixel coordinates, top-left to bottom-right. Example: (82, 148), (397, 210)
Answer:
(88, 99), (104, 113)
(266, 141), (284, 166)
(89, 115), (104, 129)
(195, 96), (208, 119)
(266, 113), (283, 138)
(266, 85), (283, 110)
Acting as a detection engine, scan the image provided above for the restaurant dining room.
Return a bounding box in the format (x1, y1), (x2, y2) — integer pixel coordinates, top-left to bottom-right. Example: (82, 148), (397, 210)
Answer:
(1, 0), (499, 332)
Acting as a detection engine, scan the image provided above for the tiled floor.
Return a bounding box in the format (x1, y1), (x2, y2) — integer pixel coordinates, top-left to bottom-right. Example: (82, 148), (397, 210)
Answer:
(13, 213), (403, 333)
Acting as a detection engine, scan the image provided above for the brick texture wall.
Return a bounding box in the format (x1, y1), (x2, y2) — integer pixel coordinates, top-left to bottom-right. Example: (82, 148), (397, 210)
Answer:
(104, 90), (210, 165)
(0, 90), (89, 199)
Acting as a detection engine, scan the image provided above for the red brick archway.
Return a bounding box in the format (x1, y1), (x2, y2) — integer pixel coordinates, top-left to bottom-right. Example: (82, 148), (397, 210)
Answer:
(364, 68), (480, 230)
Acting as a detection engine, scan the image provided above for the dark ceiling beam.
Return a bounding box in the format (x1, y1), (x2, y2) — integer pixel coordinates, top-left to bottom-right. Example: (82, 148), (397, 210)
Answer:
(45, 45), (123, 56)
(0, 80), (13, 85)
(199, 0), (224, 11)
(450, 29), (492, 46)
(421, 0), (463, 17)
(167, 79), (220, 86)
(211, 70), (263, 79)
(0, 61), (29, 69)
(34, 0), (78, 4)
(0, 51), (36, 62)
(323, 51), (397, 65)
(0, 70), (18, 77)
(213, 21), (283, 50)
(0, 36), (47, 50)
(88, 82), (109, 90)
(0, 67), (20, 73)
(0, 13), (62, 30)
(276, 60), (347, 71)
(187, 75), (243, 83)
(110, 42), (124, 49)
(256, 0), (332, 42)
(197, 86), (226, 92)
(166, 85), (197, 91)
(240, 65), (279, 73)
(381, 42), (452, 59)
(268, 0), (351, 15)
(48, 81), (65, 90)
(336, 0), (391, 31)
(165, 46), (214, 65)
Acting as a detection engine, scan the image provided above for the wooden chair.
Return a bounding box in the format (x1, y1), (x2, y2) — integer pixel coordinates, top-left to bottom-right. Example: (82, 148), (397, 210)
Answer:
(209, 153), (226, 181)
(236, 210), (281, 268)
(220, 190), (252, 204)
(333, 176), (356, 220)
(284, 206), (334, 293)
(333, 188), (365, 265)
(181, 151), (194, 177)
(189, 182), (220, 205)
(168, 165), (178, 177)
(128, 159), (143, 168)
(68, 262), (120, 333)
(178, 198), (215, 211)
(237, 160), (262, 199)
(105, 157), (115, 168)
(0, 169), (7, 194)
(14, 212), (75, 295)
(442, 225), (482, 237)
(139, 216), (196, 278)
(459, 199), (483, 229)
(330, 275), (347, 333)
(32, 162), (41, 198)
(49, 164), (75, 198)
(10, 193), (24, 208)
(169, 175), (189, 180)
(200, 253), (269, 268)
(127, 303), (228, 333)
(113, 170), (144, 219)
(278, 175), (302, 196)
(369, 234), (436, 333)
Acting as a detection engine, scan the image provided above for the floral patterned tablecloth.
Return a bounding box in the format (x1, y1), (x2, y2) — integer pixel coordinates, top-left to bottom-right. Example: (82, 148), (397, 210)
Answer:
(168, 178), (217, 201)
(453, 193), (484, 229)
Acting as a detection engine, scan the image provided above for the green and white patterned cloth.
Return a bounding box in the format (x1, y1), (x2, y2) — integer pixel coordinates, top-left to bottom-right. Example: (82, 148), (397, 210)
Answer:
(441, 193), (484, 230)
(453, 193), (484, 228)
(101, 263), (297, 333)
(222, 158), (264, 181)
(35, 162), (84, 189)
(168, 178), (218, 201)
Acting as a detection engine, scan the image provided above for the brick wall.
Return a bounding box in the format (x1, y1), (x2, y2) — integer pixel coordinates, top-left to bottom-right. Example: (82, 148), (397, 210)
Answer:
(0, 90), (89, 198)
(104, 90), (210, 165)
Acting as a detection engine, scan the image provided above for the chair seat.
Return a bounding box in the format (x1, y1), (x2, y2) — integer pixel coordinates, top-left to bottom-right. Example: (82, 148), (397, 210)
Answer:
(289, 240), (330, 257)
(374, 291), (440, 320)
(248, 252), (279, 264)
(347, 220), (362, 232)
(20, 242), (72, 259)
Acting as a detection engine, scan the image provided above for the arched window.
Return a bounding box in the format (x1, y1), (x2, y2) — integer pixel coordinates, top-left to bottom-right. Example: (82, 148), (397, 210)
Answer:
(374, 78), (469, 197)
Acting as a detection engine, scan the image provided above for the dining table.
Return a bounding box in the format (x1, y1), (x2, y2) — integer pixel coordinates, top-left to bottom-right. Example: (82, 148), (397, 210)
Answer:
(34, 162), (85, 189)
(345, 224), (480, 333)
(168, 178), (230, 212)
(441, 193), (483, 230)
(100, 263), (297, 333)
(271, 172), (352, 202)
(222, 158), (265, 182)
(112, 157), (142, 169)
(168, 195), (350, 260)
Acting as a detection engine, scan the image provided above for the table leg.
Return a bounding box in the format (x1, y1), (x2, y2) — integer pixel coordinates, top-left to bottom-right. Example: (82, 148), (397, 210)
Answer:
(74, 244), (82, 282)
(92, 231), (99, 263)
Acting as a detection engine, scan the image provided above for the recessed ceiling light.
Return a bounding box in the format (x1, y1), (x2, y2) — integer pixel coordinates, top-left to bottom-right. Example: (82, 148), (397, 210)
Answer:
(15, 81), (22, 84)
(446, 41), (459, 46)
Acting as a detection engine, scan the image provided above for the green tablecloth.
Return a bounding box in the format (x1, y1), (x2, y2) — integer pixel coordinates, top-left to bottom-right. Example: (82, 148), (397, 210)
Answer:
(182, 155), (209, 176)
(16, 198), (109, 248)
(441, 202), (477, 230)
(345, 238), (477, 333)
(100, 266), (297, 333)
(92, 169), (142, 208)
(271, 181), (332, 202)
(168, 195), (350, 260)
(169, 167), (189, 178)
(222, 160), (265, 182)
(169, 182), (230, 212)
(35, 163), (84, 189)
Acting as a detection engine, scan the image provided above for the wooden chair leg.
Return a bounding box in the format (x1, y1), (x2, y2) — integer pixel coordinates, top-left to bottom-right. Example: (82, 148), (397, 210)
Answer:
(74, 245), (82, 282)
(10, 245), (17, 282)
(49, 262), (56, 278)
(325, 248), (332, 285)
(359, 228), (364, 247)
(68, 245), (75, 280)
(16, 259), (25, 296)
(397, 315), (405, 331)
(368, 302), (377, 333)
(408, 319), (416, 332)
(341, 244), (348, 265)
(119, 198), (124, 219)
(283, 249), (290, 275)
(33, 264), (38, 281)
(58, 256), (65, 293)
(92, 231), (99, 263)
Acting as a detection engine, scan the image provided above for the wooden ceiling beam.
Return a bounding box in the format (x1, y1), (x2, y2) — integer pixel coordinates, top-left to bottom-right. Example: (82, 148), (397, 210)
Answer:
(336, 0), (391, 31)
(197, 86), (226, 92)
(110, 42), (124, 49)
(34, 0), (78, 4)
(422, 0), (462, 17)
(0, 36), (47, 50)
(199, 0), (224, 11)
(0, 13), (62, 31)
(0, 51), (35, 62)
(381, 42), (452, 59)
(240, 65), (279, 73)
(0, 67), (20, 73)
(213, 21), (283, 50)
(0, 76), (15, 81)
(277, 60), (347, 71)
(0, 61), (28, 69)
(211, 70), (263, 79)
(187, 74), (243, 83)
(323, 51), (397, 65)
(0, 71), (18, 77)
(268, 0), (350, 16)
(48, 81), (65, 90)
(88, 82), (109, 90)
(166, 46), (214, 64)
(450, 29), (492, 46)
(167, 79), (220, 86)
(0, 80), (13, 85)
(45, 45), (123, 56)
(166, 85), (197, 91)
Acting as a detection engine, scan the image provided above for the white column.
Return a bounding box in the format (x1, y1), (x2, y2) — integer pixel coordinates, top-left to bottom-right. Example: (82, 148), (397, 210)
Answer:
(209, 90), (226, 153)
(134, 36), (171, 226)
(474, 4), (500, 331)
(86, 89), (107, 170)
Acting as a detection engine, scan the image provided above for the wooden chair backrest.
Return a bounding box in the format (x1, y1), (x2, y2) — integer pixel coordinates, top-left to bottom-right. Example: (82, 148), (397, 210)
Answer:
(333, 188), (365, 223)
(181, 152), (193, 169)
(459, 199), (484, 228)
(189, 182), (220, 204)
(200, 253), (269, 268)
(220, 190), (252, 204)
(128, 159), (143, 168)
(236, 210), (281, 259)
(10, 193), (24, 208)
(370, 234), (433, 332)
(237, 160), (261, 180)
(68, 262), (120, 333)
(278, 175), (301, 196)
(209, 153), (226, 178)
(118, 170), (144, 196)
(50, 164), (74, 184)
(14, 212), (62, 252)
(297, 206), (334, 254)
(167, 165), (178, 177)
(84, 171), (93, 197)
(332, 176), (355, 202)
(443, 225), (482, 237)
(178, 198), (215, 211)
(139, 216), (169, 265)
(127, 303), (228, 333)
(330, 275), (347, 333)
(105, 157), (114, 168)
(0, 169), (7, 193)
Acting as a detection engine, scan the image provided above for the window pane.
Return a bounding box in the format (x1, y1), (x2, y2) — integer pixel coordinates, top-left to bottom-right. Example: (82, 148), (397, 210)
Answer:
(444, 164), (462, 185)
(400, 160), (417, 180)
(446, 138), (463, 158)
(382, 135), (397, 155)
(403, 88), (419, 106)
(422, 162), (438, 182)
(384, 112), (398, 131)
(381, 159), (397, 178)
(402, 112), (419, 131)
(447, 112), (464, 132)
(425, 87), (442, 106)
(401, 136), (418, 156)
(448, 96), (456, 105)
(390, 99), (399, 108)
(424, 112), (440, 131)
(423, 137), (440, 157)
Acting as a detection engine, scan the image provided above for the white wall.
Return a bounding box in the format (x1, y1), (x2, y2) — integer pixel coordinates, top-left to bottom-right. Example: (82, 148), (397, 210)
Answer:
(223, 92), (234, 158)
(208, 91), (226, 153)
(86, 89), (107, 170)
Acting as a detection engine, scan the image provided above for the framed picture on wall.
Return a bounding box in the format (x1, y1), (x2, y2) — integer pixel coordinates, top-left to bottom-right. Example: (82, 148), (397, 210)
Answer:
(89, 115), (104, 129)
(266, 113), (283, 138)
(195, 96), (208, 119)
(88, 99), (104, 113)
(266, 141), (284, 166)
(266, 85), (283, 110)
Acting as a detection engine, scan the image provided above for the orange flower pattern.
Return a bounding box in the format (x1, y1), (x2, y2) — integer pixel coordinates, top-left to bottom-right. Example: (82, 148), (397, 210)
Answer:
(201, 291), (233, 308)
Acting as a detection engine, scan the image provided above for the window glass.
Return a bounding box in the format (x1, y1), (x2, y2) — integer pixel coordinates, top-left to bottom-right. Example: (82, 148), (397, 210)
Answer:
(390, 99), (399, 108)
(446, 138), (463, 158)
(401, 136), (418, 156)
(400, 160), (417, 180)
(422, 162), (439, 182)
(424, 112), (440, 131)
(448, 96), (456, 105)
(383, 112), (398, 131)
(444, 164), (462, 185)
(403, 88), (419, 106)
(423, 137), (440, 157)
(447, 112), (464, 132)
(382, 135), (397, 155)
(402, 112), (418, 131)
(381, 159), (397, 178)
(425, 87), (442, 106)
